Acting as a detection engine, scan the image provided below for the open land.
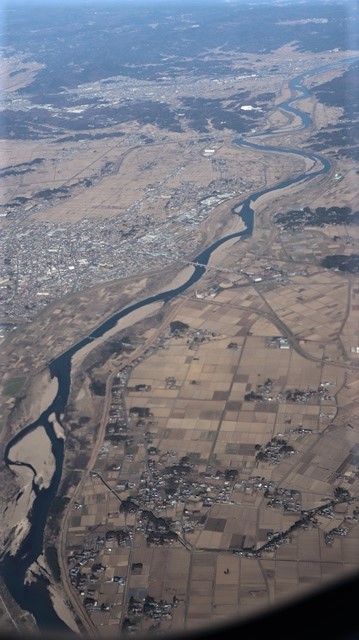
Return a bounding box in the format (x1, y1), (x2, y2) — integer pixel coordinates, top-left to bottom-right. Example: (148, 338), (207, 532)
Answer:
(0, 3), (358, 637)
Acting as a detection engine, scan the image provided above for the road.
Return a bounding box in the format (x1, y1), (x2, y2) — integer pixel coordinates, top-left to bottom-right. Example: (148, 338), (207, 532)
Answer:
(57, 370), (117, 638)
(57, 294), (187, 633)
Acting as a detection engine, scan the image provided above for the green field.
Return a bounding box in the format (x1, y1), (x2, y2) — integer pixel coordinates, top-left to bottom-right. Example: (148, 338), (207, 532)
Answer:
(2, 376), (26, 397)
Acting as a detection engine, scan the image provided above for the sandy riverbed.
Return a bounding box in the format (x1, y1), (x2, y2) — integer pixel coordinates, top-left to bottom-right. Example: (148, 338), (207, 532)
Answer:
(48, 582), (80, 634)
(157, 263), (195, 292)
(25, 556), (80, 634)
(207, 235), (244, 269)
(14, 368), (59, 431)
(7, 425), (56, 491)
(3, 425), (57, 556)
(48, 412), (65, 440)
(37, 553), (80, 634)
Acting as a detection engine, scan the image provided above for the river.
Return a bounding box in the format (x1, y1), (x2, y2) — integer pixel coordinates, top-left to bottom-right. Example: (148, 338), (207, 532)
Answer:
(0, 58), (356, 633)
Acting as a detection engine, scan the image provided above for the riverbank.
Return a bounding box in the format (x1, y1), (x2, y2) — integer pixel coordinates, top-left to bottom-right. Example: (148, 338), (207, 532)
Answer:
(71, 298), (166, 372)
(2, 464), (34, 557)
(24, 555), (80, 634)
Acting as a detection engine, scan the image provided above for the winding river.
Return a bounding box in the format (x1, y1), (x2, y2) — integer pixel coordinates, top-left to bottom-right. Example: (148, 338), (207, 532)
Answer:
(1, 58), (356, 633)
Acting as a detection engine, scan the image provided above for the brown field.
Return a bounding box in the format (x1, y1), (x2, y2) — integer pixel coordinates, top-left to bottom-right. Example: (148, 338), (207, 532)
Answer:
(60, 240), (358, 633)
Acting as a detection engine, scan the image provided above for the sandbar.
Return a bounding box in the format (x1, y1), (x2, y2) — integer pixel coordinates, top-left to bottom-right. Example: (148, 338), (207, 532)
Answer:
(7, 425), (56, 490)
(48, 412), (65, 440)
(17, 369), (59, 429)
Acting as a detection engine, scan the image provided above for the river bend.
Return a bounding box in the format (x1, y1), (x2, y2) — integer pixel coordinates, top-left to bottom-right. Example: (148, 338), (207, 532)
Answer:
(1, 58), (356, 632)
